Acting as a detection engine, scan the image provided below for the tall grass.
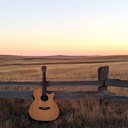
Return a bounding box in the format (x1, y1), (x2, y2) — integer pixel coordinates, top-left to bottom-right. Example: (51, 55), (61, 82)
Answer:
(0, 56), (128, 128)
(0, 98), (128, 128)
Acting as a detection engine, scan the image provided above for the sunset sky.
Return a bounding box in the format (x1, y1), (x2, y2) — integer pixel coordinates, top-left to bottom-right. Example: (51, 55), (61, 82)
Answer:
(0, 0), (128, 56)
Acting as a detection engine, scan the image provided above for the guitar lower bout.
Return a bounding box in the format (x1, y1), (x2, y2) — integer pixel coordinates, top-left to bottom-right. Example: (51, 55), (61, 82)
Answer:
(29, 88), (59, 121)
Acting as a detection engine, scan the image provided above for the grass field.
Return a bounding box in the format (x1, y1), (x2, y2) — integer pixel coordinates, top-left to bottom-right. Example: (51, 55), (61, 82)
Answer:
(0, 55), (128, 128)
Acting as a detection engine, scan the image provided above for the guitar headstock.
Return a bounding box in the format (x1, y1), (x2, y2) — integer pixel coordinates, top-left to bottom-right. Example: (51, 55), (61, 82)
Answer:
(41, 66), (47, 72)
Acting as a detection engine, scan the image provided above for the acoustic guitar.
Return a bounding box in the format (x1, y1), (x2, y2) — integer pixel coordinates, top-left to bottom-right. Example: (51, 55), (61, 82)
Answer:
(29, 66), (59, 121)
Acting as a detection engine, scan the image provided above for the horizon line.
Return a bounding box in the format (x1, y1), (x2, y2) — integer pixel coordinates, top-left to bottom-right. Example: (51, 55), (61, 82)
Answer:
(0, 54), (128, 57)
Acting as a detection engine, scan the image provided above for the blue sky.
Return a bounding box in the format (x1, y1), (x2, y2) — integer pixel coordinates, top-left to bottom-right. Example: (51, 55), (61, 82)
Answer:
(0, 0), (128, 55)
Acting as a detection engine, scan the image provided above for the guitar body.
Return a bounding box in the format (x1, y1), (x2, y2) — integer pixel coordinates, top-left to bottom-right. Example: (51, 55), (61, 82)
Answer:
(29, 88), (59, 121)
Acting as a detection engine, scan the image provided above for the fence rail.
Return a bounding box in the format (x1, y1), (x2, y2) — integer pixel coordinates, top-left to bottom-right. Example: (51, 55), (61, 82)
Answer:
(0, 90), (115, 99)
(0, 66), (128, 104)
(0, 79), (128, 87)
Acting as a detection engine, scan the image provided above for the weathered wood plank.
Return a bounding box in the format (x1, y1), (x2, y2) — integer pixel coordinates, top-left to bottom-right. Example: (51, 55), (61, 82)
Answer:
(106, 79), (128, 87)
(48, 81), (103, 86)
(104, 96), (128, 104)
(0, 90), (115, 99)
(0, 81), (103, 87)
(0, 90), (127, 104)
(98, 66), (109, 91)
(0, 82), (42, 87)
(54, 91), (115, 99)
(0, 90), (33, 99)
(98, 66), (109, 81)
(0, 79), (127, 88)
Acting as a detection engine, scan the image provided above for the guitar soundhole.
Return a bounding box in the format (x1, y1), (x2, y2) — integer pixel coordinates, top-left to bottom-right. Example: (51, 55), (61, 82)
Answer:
(41, 95), (48, 101)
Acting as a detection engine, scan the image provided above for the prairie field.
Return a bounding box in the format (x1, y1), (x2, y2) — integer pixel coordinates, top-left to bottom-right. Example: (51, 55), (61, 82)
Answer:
(0, 55), (128, 128)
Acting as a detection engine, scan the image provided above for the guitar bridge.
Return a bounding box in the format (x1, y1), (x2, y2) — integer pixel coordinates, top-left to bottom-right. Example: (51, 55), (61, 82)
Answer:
(39, 106), (50, 110)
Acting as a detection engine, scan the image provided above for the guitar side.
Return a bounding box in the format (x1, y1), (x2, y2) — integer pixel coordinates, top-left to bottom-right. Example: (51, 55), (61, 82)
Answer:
(29, 88), (59, 121)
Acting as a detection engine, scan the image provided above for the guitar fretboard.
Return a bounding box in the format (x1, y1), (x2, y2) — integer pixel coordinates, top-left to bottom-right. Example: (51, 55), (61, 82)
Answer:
(42, 66), (47, 96)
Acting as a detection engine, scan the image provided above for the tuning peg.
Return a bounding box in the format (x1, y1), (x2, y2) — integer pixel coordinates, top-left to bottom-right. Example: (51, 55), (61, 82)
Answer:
(41, 66), (47, 72)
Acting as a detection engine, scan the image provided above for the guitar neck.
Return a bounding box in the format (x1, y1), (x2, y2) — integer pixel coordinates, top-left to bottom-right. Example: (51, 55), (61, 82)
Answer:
(42, 71), (47, 95)
(42, 66), (47, 96)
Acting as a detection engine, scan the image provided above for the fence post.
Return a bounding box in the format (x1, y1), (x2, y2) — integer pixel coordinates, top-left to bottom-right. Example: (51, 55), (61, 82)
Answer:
(98, 66), (109, 92)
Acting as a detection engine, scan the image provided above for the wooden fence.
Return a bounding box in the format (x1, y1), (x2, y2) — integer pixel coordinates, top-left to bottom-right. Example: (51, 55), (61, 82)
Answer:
(0, 66), (128, 103)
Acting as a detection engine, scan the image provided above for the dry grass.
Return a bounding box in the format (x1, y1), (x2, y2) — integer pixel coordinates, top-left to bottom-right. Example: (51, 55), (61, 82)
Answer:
(0, 55), (128, 128)
(0, 98), (128, 128)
